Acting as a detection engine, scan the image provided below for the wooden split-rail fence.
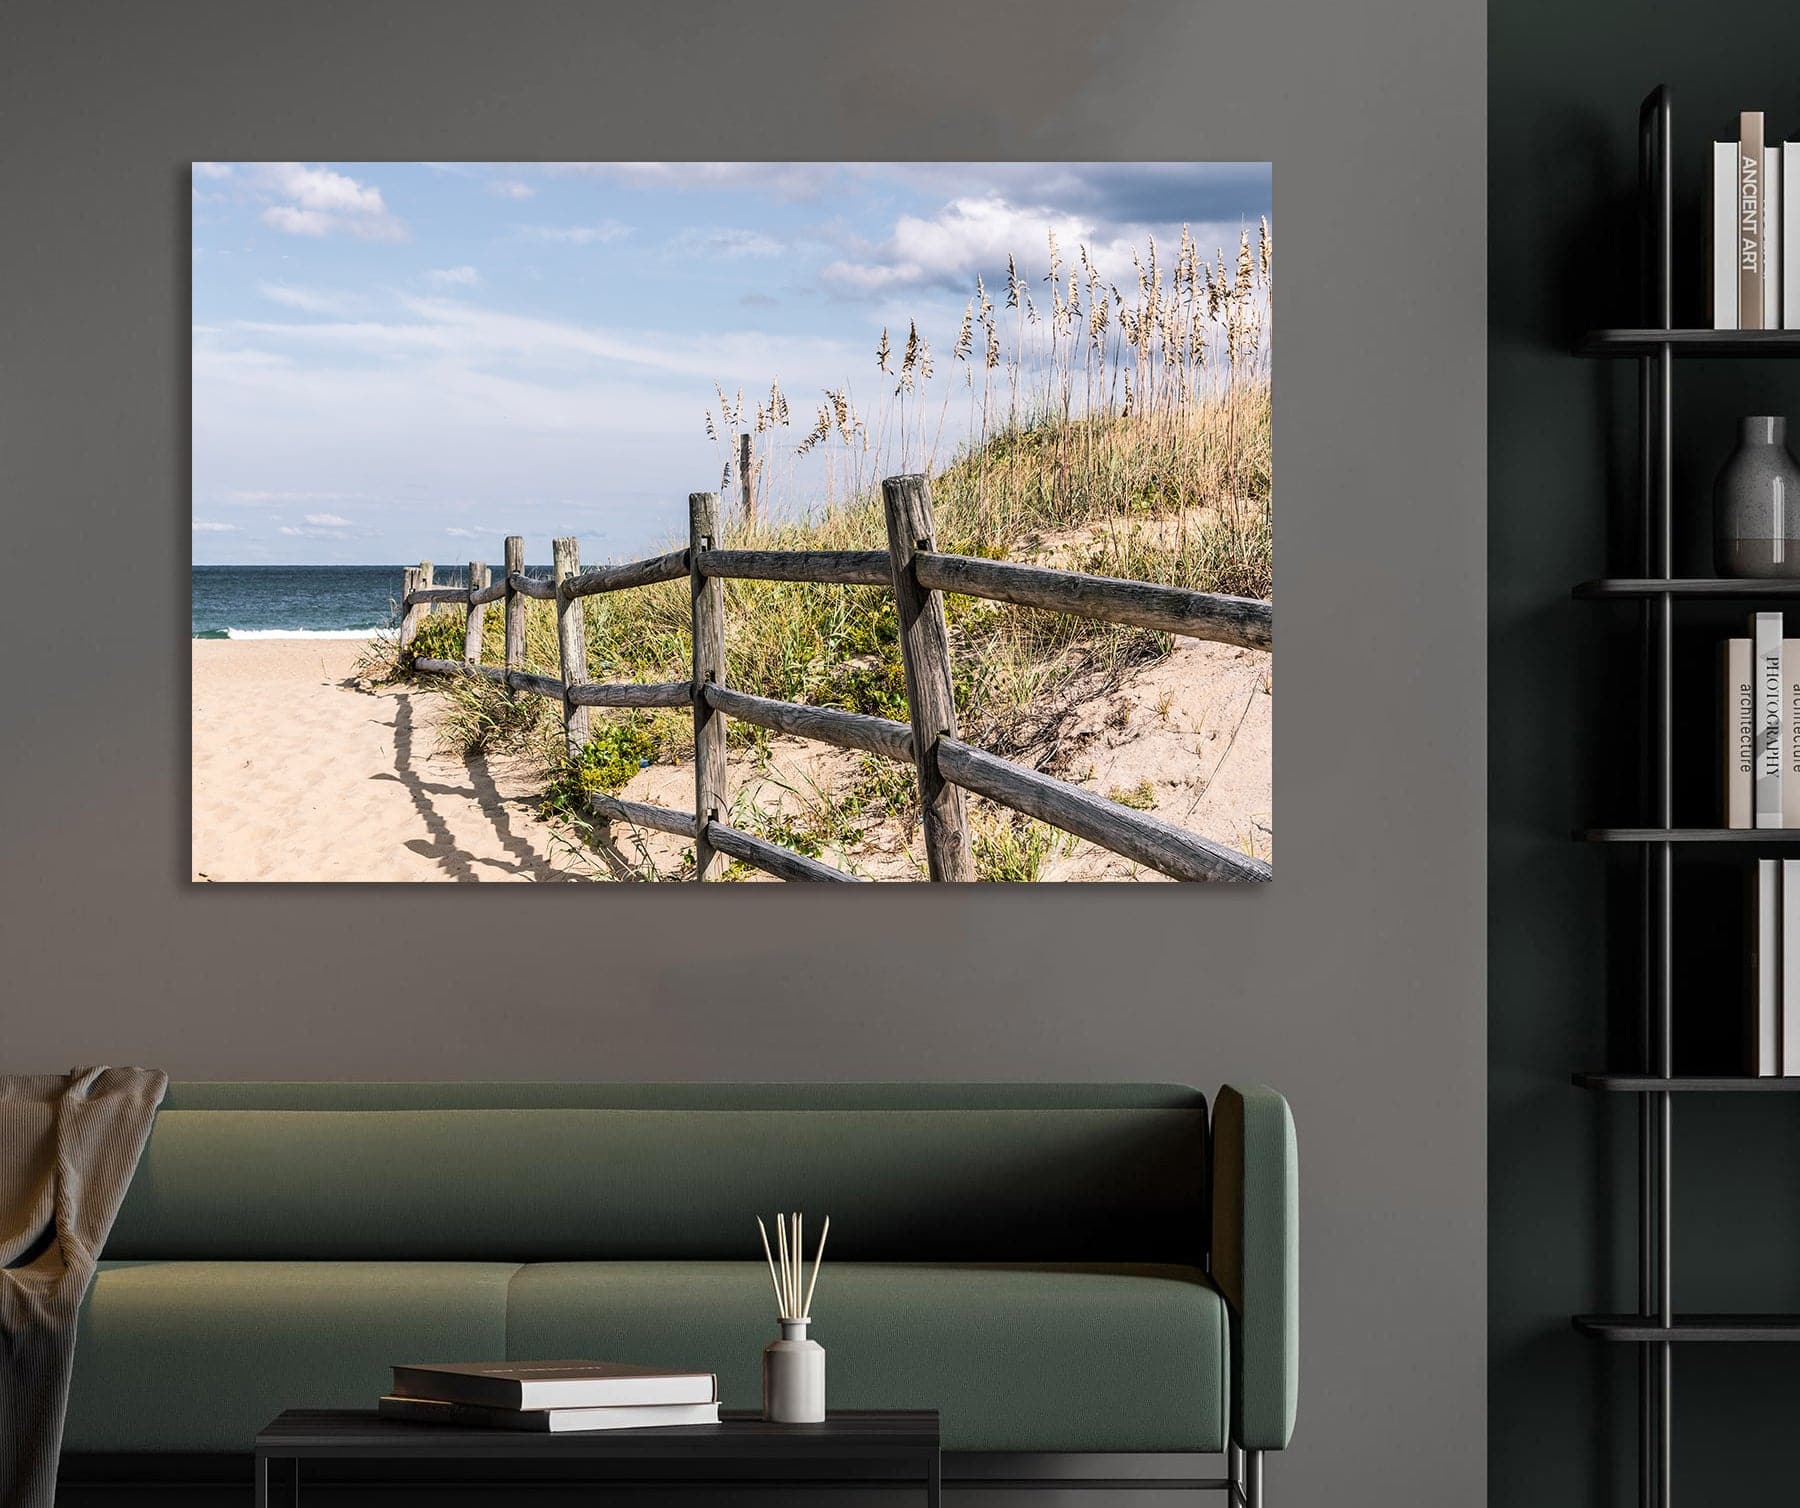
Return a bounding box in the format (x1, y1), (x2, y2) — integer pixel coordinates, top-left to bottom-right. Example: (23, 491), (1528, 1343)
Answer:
(400, 475), (1272, 883)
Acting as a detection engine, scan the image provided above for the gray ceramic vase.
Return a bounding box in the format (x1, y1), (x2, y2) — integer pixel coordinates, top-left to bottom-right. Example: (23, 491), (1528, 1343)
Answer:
(1715, 416), (1800, 578)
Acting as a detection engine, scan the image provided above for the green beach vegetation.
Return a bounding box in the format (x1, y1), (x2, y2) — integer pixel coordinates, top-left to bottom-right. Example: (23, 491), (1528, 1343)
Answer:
(372, 224), (1272, 881)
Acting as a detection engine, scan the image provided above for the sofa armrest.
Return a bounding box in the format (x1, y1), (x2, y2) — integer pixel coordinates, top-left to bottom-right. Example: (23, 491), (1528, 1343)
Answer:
(1210, 1083), (1298, 1450)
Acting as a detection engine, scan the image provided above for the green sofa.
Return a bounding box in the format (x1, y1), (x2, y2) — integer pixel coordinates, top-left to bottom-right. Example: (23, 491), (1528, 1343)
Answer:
(62, 1082), (1297, 1500)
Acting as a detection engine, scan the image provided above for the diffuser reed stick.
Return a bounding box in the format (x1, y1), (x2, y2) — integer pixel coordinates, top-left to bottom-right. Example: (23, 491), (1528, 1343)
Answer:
(756, 1212), (830, 1320)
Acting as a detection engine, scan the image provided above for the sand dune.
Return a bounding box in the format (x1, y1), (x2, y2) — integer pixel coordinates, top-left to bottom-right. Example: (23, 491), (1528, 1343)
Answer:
(191, 640), (581, 882)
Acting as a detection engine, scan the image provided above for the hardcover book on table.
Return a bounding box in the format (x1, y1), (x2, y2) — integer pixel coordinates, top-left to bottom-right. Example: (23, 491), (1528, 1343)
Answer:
(378, 1396), (721, 1432)
(390, 1362), (718, 1411)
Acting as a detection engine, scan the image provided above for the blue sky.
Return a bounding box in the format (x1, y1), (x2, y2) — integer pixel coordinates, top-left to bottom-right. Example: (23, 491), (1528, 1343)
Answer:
(192, 162), (1271, 565)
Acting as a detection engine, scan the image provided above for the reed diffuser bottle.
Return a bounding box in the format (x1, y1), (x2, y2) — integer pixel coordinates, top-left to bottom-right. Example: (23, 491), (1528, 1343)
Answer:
(757, 1212), (828, 1423)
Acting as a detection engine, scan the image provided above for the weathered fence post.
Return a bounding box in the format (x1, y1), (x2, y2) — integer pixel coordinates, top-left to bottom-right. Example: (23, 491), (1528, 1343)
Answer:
(503, 536), (526, 674)
(399, 567), (419, 650)
(552, 537), (590, 761)
(689, 492), (727, 880)
(881, 475), (974, 881)
(739, 432), (754, 523)
(399, 561), (433, 651)
(464, 562), (489, 662)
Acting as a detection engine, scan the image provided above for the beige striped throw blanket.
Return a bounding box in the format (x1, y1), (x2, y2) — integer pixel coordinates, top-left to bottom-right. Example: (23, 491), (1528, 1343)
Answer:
(1, 1069), (166, 1508)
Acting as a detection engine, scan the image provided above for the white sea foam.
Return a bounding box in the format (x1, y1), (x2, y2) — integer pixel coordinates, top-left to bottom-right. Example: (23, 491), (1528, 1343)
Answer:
(218, 628), (392, 641)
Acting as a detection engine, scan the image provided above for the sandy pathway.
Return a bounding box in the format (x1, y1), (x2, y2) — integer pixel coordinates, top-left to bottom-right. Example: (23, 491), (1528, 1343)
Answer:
(191, 640), (582, 882)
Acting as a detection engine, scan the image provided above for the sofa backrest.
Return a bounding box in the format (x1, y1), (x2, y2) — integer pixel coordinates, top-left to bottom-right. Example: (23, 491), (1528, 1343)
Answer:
(105, 1083), (1208, 1263)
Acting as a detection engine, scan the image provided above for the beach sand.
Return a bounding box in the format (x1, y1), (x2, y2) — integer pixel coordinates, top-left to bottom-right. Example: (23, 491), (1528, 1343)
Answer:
(193, 636), (1270, 883)
(191, 640), (582, 882)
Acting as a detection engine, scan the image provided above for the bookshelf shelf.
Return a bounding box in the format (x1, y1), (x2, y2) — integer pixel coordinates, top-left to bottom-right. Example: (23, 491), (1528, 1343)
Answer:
(1583, 828), (1800, 844)
(1574, 1315), (1800, 1342)
(1574, 1073), (1800, 1092)
(1574, 578), (1800, 599)
(1579, 330), (1800, 356)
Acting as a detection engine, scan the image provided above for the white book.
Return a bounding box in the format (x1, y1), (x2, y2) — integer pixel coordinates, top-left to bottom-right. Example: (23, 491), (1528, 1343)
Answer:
(1786, 142), (1800, 329)
(389, 1361), (718, 1410)
(1756, 612), (1784, 826)
(377, 1396), (721, 1433)
(1768, 146), (1784, 330)
(1755, 859), (1781, 1076)
(1785, 640), (1800, 825)
(1784, 860), (1800, 1075)
(1726, 637), (1754, 826)
(1715, 141), (1741, 330)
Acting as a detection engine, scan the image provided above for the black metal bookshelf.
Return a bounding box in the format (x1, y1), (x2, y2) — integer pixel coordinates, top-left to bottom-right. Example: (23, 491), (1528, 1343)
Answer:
(1571, 86), (1800, 1508)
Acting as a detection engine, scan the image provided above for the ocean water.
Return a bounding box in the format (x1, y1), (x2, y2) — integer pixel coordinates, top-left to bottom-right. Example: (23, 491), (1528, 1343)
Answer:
(191, 565), (413, 639)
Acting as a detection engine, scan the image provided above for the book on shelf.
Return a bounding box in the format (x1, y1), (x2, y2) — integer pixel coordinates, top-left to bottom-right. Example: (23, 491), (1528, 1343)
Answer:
(377, 1396), (721, 1433)
(389, 1361), (718, 1411)
(1753, 858), (1781, 1076)
(1785, 860), (1800, 1076)
(1741, 112), (1767, 331)
(1712, 113), (1786, 330)
(1787, 141), (1800, 329)
(1770, 145), (1785, 330)
(1756, 613), (1783, 826)
(1725, 636), (1754, 826)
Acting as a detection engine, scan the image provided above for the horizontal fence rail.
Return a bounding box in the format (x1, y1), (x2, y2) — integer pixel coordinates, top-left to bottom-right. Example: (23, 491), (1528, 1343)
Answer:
(700, 548), (892, 587)
(937, 737), (1270, 883)
(402, 474), (1271, 882)
(702, 684), (914, 765)
(562, 548), (690, 602)
(568, 680), (694, 710)
(915, 552), (1272, 651)
(589, 793), (698, 840)
(703, 821), (864, 883)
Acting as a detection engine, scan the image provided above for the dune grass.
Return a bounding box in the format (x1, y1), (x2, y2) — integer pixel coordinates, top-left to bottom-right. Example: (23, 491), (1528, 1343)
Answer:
(376, 222), (1272, 877)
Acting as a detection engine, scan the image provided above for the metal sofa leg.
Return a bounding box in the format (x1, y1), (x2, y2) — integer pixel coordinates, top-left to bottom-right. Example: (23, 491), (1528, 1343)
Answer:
(1228, 1441), (1244, 1500)
(1242, 1447), (1263, 1508)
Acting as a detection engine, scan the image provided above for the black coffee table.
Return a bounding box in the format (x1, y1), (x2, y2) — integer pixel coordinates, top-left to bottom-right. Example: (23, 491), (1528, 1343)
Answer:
(254, 1408), (941, 1505)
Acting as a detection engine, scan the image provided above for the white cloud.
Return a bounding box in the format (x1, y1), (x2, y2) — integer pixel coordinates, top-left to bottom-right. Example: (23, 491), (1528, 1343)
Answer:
(225, 489), (365, 505)
(516, 221), (632, 246)
(279, 524), (349, 539)
(236, 295), (855, 384)
(445, 526), (498, 539)
(193, 161), (233, 180)
(425, 265), (480, 288)
(821, 196), (1104, 293)
(670, 227), (783, 259)
(258, 281), (356, 315)
(192, 518), (238, 532)
(303, 512), (353, 527)
(256, 163), (406, 242)
(487, 180), (535, 200)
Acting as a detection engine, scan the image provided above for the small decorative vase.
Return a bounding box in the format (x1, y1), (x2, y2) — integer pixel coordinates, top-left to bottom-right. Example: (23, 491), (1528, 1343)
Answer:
(1714, 416), (1800, 577)
(762, 1318), (826, 1422)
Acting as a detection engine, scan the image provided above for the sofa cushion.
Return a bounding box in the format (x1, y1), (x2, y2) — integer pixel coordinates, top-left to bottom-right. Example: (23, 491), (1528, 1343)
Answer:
(107, 1105), (1207, 1263)
(62, 1262), (518, 1452)
(506, 1262), (1228, 1451)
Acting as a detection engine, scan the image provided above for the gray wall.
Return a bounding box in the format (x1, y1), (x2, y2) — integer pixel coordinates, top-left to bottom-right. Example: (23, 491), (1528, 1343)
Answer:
(0, 2), (1486, 1503)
